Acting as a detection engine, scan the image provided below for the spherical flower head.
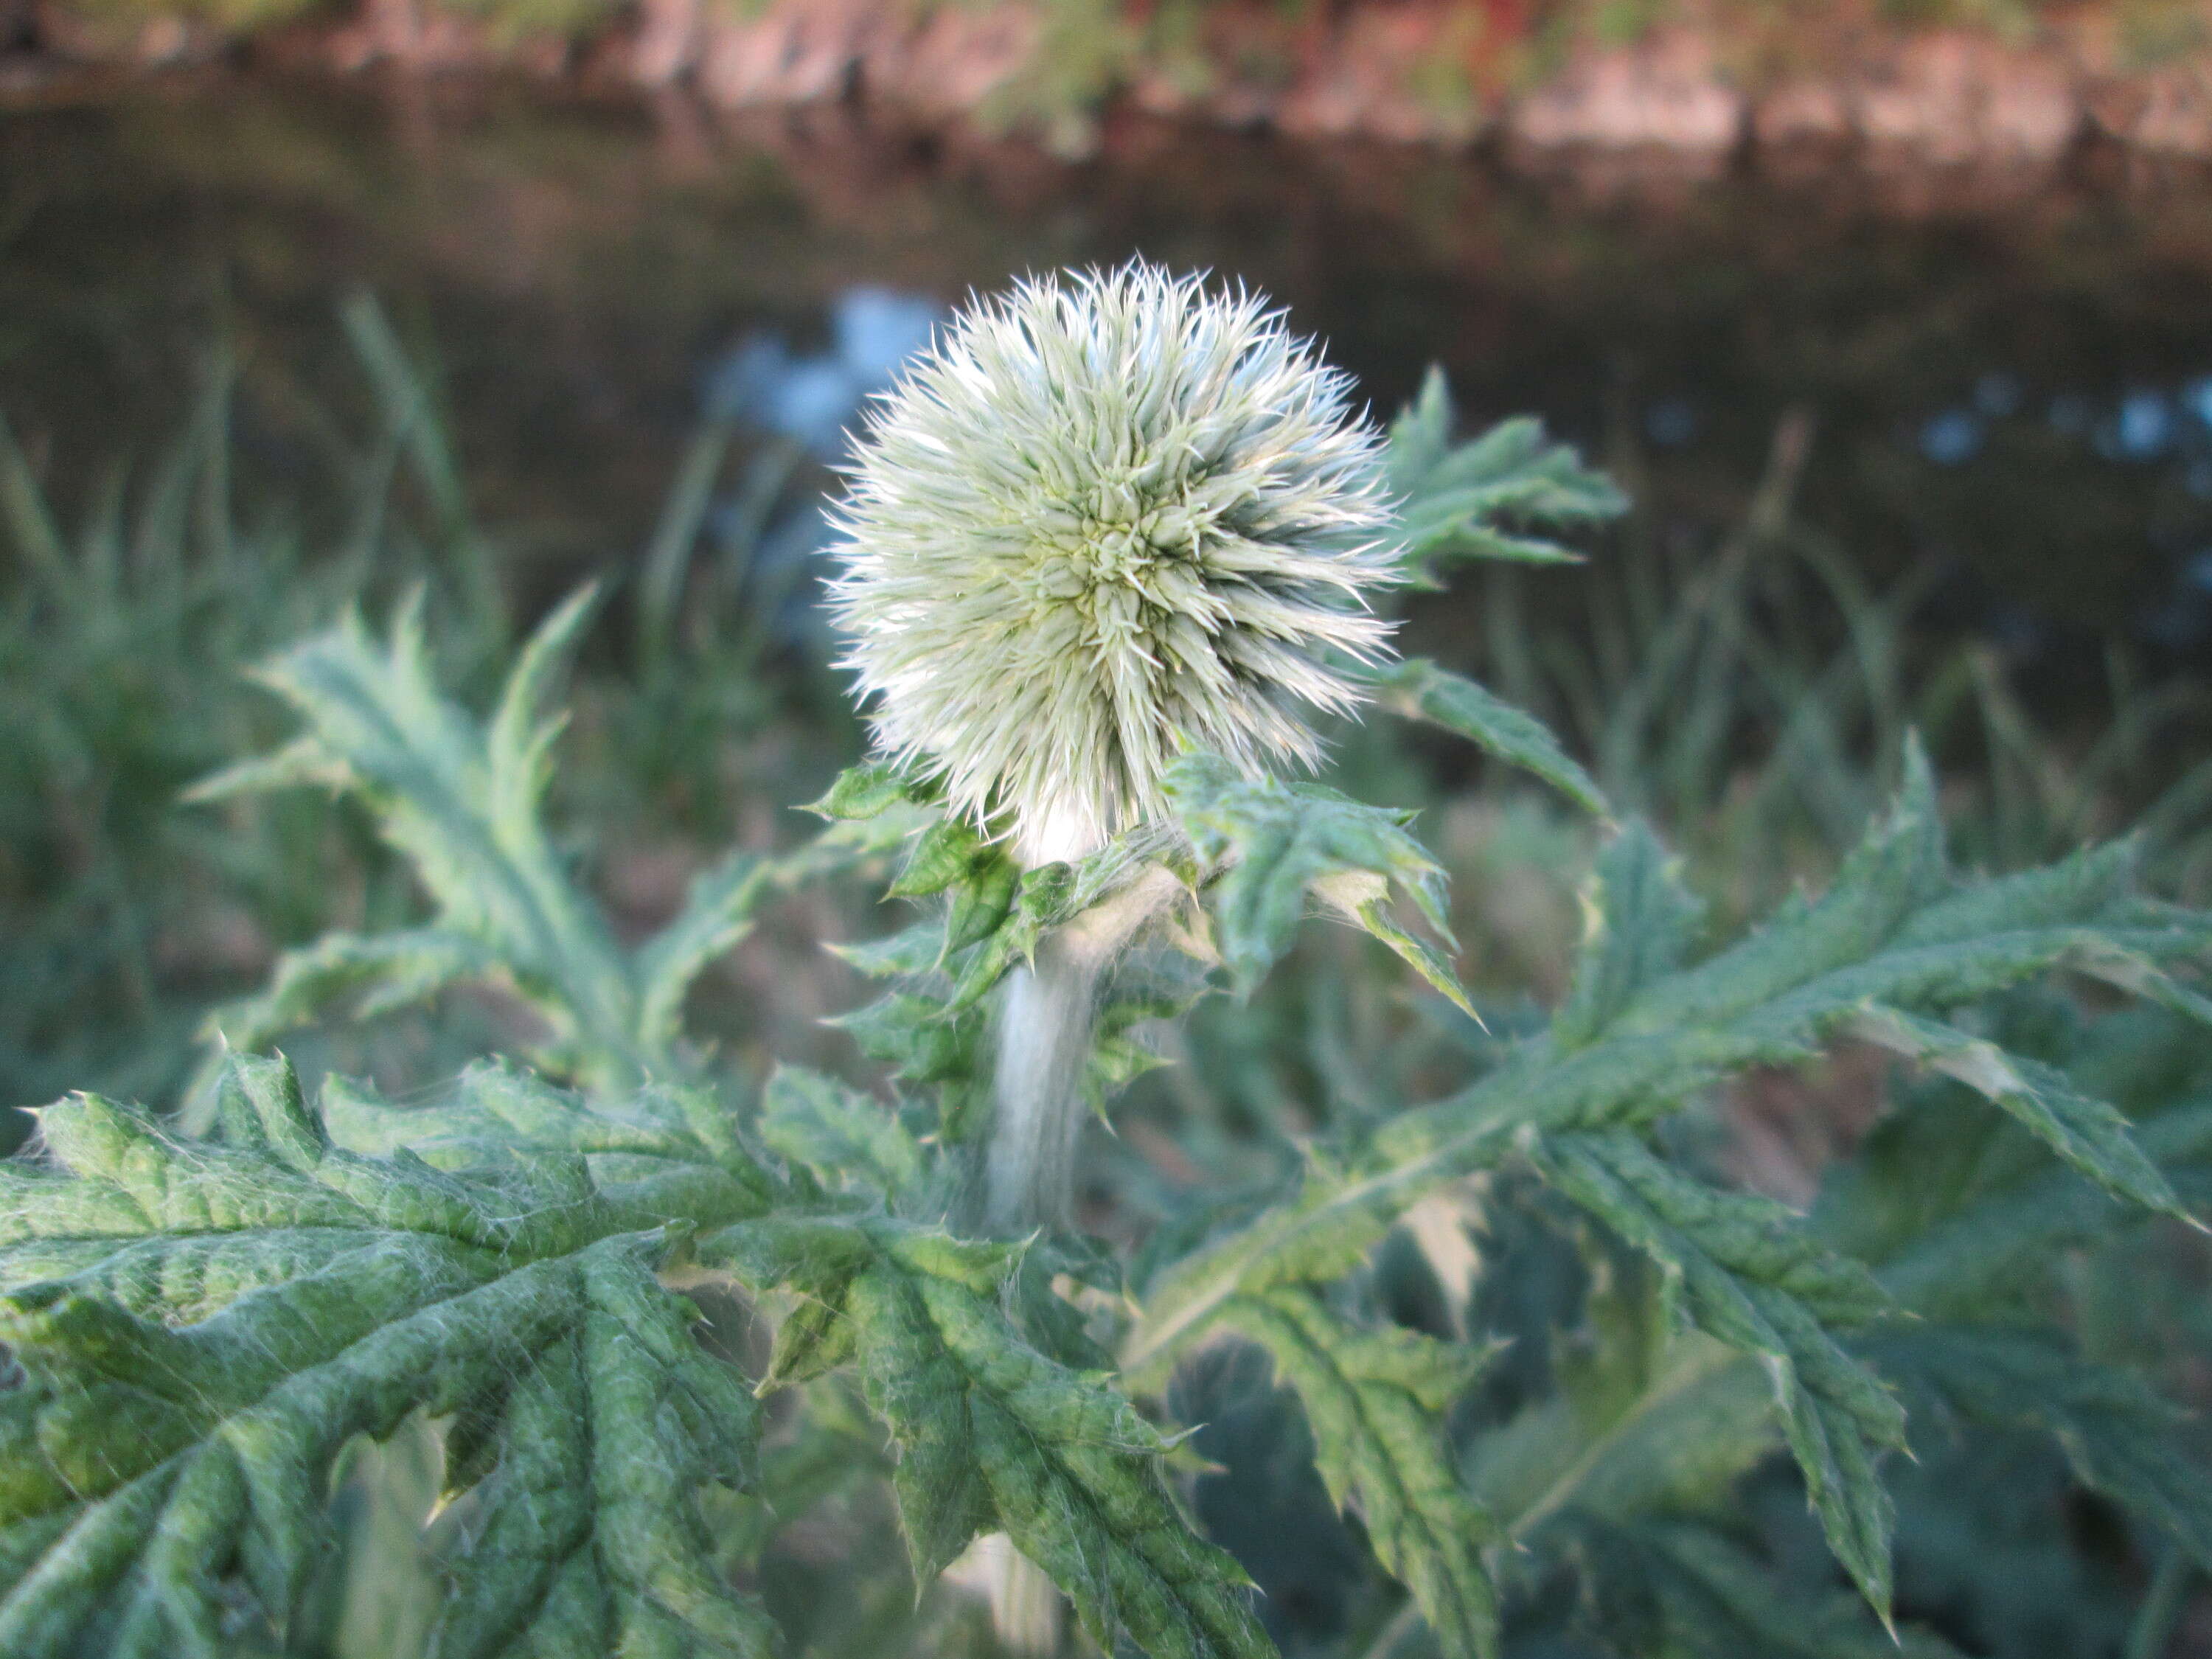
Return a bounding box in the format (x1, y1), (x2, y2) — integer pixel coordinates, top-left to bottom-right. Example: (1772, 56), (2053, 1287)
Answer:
(825, 262), (1399, 865)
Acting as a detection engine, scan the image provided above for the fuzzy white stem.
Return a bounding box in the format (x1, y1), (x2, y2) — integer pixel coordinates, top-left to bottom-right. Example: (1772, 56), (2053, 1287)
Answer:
(974, 863), (1179, 1656)
(984, 947), (1100, 1233)
(981, 864), (1179, 1232)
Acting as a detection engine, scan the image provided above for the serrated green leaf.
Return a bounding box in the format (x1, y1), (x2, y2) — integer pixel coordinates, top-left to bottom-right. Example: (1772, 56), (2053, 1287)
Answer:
(830, 993), (992, 1142)
(1526, 1130), (1902, 1620)
(1222, 1287), (1498, 1659)
(759, 1065), (927, 1201)
(631, 809), (927, 1057)
(1373, 658), (1610, 818)
(758, 1290), (860, 1393)
(1470, 1336), (1776, 1537)
(1127, 1159), (1399, 1389)
(1553, 822), (1704, 1051)
(805, 758), (939, 820)
(830, 921), (947, 980)
(1846, 1004), (2188, 1221)
(311, 1062), (778, 1227)
(1384, 372), (1626, 582)
(945, 855), (1021, 959)
(1862, 1097), (2212, 1317)
(1868, 1325), (2212, 1575)
(706, 1218), (1273, 1659)
(0, 1054), (771, 1658)
(830, 994), (987, 1090)
(1126, 764), (2211, 1383)
(889, 815), (996, 900)
(198, 594), (914, 1092)
(182, 734), (349, 805)
(633, 849), (771, 1054)
(1165, 751), (1461, 1004)
(1630, 1523), (1966, 1659)
(212, 927), (505, 1054)
(195, 593), (638, 1085)
(1608, 741), (1950, 1038)
(427, 1248), (774, 1659)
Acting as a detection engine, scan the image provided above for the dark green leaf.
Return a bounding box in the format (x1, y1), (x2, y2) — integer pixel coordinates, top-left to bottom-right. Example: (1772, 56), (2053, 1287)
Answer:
(1526, 1130), (1902, 1620)
(0, 1054), (770, 1658)
(706, 1220), (1273, 1659)
(1222, 1287), (1498, 1659)
(1869, 1326), (2212, 1575)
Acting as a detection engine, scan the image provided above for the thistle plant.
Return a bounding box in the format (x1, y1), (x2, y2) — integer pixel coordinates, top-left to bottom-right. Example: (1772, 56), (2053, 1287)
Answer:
(6, 282), (2212, 1659)
(828, 262), (1399, 1234)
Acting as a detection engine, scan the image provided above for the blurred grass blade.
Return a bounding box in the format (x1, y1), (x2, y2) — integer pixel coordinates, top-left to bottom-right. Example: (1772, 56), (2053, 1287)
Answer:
(0, 406), (74, 604)
(638, 418), (736, 663)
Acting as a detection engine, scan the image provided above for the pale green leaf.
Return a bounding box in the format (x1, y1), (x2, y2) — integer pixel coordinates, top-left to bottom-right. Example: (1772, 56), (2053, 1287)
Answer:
(212, 927), (504, 1054)
(198, 596), (916, 1089)
(1164, 751), (1462, 1005)
(1372, 658), (1610, 818)
(1384, 372), (1626, 582)
(758, 1065), (928, 1201)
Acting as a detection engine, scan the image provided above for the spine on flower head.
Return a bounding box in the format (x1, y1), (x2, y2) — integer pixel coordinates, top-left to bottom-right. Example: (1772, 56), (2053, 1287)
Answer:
(826, 259), (1401, 866)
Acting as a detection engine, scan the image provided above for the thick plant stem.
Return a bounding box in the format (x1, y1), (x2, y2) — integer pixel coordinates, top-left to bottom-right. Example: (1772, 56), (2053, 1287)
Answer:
(971, 939), (1100, 1657)
(973, 865), (1178, 1653)
(979, 862), (1178, 1231)
(984, 942), (1102, 1233)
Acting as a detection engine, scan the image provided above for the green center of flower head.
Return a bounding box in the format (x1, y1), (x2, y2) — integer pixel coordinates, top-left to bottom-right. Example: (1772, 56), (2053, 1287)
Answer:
(826, 260), (1403, 866)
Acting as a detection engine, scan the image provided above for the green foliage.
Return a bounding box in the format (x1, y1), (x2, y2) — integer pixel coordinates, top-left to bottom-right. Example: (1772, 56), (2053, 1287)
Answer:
(191, 591), (918, 1094)
(1371, 657), (1612, 819)
(0, 1052), (774, 1657)
(707, 1216), (1270, 1659)
(1164, 751), (1474, 1017)
(1867, 1325), (2212, 1576)
(1525, 1127), (1903, 1614)
(1127, 742), (2211, 1645)
(10, 367), (2212, 1659)
(1363, 372), (1621, 820)
(1218, 1286), (1498, 1658)
(1383, 369), (1627, 583)
(1601, 1523), (1968, 1659)
(758, 1062), (930, 1204)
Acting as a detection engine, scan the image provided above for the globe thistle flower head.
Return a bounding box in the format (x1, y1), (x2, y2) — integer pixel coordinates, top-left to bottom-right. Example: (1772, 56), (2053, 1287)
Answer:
(826, 261), (1399, 865)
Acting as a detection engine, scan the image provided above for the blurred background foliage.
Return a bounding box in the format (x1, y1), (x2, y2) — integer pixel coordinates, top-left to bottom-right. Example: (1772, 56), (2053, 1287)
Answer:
(6, 79), (2212, 1659)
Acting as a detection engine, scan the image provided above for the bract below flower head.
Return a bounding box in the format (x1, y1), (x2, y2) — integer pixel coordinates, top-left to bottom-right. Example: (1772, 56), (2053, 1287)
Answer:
(825, 261), (1399, 865)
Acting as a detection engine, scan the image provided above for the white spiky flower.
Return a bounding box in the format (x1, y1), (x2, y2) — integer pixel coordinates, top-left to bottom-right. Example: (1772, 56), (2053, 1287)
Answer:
(825, 261), (1400, 866)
